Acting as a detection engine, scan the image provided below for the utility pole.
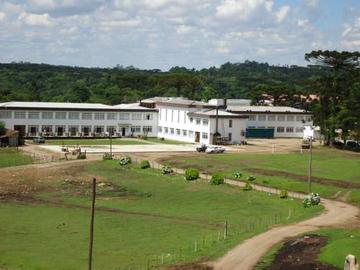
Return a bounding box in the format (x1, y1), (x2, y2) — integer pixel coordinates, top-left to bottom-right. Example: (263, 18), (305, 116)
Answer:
(308, 137), (313, 194)
(88, 178), (96, 270)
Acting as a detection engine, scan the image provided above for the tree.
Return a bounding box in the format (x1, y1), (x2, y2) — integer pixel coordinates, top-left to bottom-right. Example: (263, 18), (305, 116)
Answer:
(65, 80), (91, 102)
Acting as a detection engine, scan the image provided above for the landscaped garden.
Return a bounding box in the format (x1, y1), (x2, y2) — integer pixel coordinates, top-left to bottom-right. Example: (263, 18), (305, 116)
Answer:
(0, 160), (322, 269)
(0, 148), (33, 168)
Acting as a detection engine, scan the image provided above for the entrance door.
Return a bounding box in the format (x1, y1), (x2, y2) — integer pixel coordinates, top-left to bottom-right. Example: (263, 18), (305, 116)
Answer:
(14, 125), (25, 145)
(56, 126), (64, 136)
(195, 132), (200, 143)
(121, 127), (126, 136)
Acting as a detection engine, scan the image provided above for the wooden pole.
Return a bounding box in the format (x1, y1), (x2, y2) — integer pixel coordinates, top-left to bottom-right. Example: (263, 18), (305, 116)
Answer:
(88, 178), (96, 270)
(308, 139), (313, 194)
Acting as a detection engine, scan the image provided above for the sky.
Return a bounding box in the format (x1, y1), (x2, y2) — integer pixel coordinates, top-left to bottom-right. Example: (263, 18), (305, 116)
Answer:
(0, 0), (359, 70)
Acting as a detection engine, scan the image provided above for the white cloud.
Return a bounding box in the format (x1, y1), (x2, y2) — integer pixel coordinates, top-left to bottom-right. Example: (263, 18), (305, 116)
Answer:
(341, 17), (360, 50)
(216, 0), (273, 20)
(18, 12), (54, 26)
(176, 24), (195, 34)
(0, 11), (6, 21)
(304, 0), (320, 8)
(276, 6), (290, 23)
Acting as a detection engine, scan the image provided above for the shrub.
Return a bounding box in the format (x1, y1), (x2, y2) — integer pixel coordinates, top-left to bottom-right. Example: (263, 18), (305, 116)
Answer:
(243, 181), (253, 191)
(160, 137), (165, 141)
(102, 153), (113, 160)
(262, 180), (270, 185)
(234, 172), (242, 179)
(279, 189), (288, 199)
(247, 175), (256, 181)
(211, 173), (224, 185)
(303, 193), (321, 208)
(184, 168), (199, 181)
(161, 166), (173, 175)
(77, 152), (87, 159)
(139, 160), (150, 169)
(119, 156), (132, 166)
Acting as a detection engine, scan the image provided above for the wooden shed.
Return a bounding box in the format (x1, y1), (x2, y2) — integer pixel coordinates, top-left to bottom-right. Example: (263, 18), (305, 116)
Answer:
(0, 129), (19, 147)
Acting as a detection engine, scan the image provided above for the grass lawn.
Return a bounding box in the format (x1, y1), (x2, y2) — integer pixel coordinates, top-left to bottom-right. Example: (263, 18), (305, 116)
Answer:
(146, 137), (191, 145)
(163, 147), (360, 206)
(0, 161), (322, 270)
(43, 138), (149, 146)
(0, 148), (33, 168)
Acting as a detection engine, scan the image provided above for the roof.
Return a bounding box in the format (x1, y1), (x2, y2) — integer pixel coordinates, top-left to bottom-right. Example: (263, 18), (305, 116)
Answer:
(0, 128), (19, 139)
(227, 105), (311, 114)
(189, 109), (248, 119)
(0, 101), (114, 110)
(148, 97), (214, 108)
(112, 103), (157, 111)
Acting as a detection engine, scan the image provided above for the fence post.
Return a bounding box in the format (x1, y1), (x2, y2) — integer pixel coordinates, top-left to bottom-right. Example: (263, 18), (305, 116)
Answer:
(88, 178), (96, 270)
(224, 220), (228, 239)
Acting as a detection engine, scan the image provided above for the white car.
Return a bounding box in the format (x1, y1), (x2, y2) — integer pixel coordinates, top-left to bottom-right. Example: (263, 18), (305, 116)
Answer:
(205, 145), (225, 154)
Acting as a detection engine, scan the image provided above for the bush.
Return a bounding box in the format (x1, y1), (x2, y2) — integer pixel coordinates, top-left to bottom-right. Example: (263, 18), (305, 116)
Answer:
(161, 166), (173, 175)
(303, 193), (321, 208)
(77, 152), (87, 159)
(137, 134), (148, 140)
(262, 180), (270, 185)
(243, 181), (253, 191)
(211, 173), (224, 185)
(234, 172), (242, 179)
(119, 156), (132, 166)
(102, 153), (113, 160)
(139, 160), (150, 169)
(279, 189), (288, 199)
(160, 137), (165, 141)
(184, 168), (199, 181)
(247, 175), (256, 181)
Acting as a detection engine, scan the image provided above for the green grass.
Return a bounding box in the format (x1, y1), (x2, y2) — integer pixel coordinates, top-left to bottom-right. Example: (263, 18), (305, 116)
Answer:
(0, 161), (322, 270)
(0, 148), (33, 168)
(43, 138), (149, 146)
(163, 147), (360, 206)
(254, 242), (283, 270)
(146, 137), (191, 145)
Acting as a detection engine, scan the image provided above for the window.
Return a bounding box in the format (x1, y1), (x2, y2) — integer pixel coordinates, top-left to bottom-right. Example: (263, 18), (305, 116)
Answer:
(42, 112), (53, 119)
(229, 119), (232, 128)
(94, 126), (104, 134)
(248, 115), (256, 121)
(132, 113), (142, 120)
(82, 126), (91, 136)
(14, 111), (26, 119)
(267, 126), (275, 130)
(203, 119), (209, 126)
(202, 132), (208, 139)
(296, 127), (304, 133)
(268, 115), (276, 121)
(158, 126), (162, 133)
(94, 112), (105, 120)
(183, 130), (187, 136)
(28, 112), (40, 119)
(286, 127), (294, 133)
(107, 113), (116, 120)
(176, 129), (180, 135)
(143, 126), (153, 133)
(296, 116), (304, 122)
(106, 126), (116, 136)
(82, 112), (92, 120)
(68, 112), (79, 120)
(171, 110), (174, 121)
(228, 133), (232, 141)
(277, 127), (285, 133)
(170, 128), (174, 134)
(196, 118), (201, 125)
(306, 116), (312, 122)
(28, 125), (39, 135)
(177, 110), (180, 123)
(164, 127), (168, 134)
(144, 113), (153, 120)
(41, 125), (52, 133)
(131, 126), (141, 133)
(119, 113), (130, 120)
(277, 115), (285, 121)
(258, 115), (266, 121)
(69, 126), (79, 136)
(189, 131), (194, 137)
(0, 111), (12, 119)
(287, 115), (294, 121)
(190, 117), (194, 123)
(55, 112), (67, 120)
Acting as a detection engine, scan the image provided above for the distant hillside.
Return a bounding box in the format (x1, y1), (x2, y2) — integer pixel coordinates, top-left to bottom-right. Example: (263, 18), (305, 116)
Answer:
(0, 61), (328, 105)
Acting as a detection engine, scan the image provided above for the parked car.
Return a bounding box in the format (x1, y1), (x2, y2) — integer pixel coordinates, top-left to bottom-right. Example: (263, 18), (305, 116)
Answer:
(196, 144), (207, 152)
(205, 145), (225, 154)
(33, 136), (45, 144)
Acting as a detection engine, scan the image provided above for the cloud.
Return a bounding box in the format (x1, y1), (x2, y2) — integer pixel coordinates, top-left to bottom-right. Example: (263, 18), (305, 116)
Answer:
(216, 0), (273, 20)
(304, 0), (320, 9)
(341, 17), (360, 49)
(0, 11), (5, 21)
(18, 12), (54, 26)
(276, 6), (290, 23)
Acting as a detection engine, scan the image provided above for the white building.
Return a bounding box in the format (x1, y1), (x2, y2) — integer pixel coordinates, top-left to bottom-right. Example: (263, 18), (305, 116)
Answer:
(0, 97), (313, 144)
(0, 101), (158, 138)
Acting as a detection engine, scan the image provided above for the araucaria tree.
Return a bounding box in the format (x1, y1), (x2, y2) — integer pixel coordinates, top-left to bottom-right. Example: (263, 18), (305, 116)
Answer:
(305, 50), (360, 145)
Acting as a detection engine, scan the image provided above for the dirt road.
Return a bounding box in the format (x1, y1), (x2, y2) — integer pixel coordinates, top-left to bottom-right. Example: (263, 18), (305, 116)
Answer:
(212, 194), (359, 270)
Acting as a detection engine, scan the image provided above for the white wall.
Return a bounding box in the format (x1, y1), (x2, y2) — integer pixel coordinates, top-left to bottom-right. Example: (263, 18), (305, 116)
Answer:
(209, 118), (246, 143)
(246, 114), (313, 138)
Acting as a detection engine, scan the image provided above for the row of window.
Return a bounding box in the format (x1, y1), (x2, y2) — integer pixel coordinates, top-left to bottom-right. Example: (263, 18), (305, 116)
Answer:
(25, 125), (153, 135)
(158, 126), (209, 140)
(248, 126), (304, 133)
(0, 111), (154, 121)
(248, 114), (311, 122)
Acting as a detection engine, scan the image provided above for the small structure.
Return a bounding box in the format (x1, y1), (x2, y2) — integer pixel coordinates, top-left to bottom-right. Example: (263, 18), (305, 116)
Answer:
(344, 254), (359, 270)
(0, 128), (19, 147)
